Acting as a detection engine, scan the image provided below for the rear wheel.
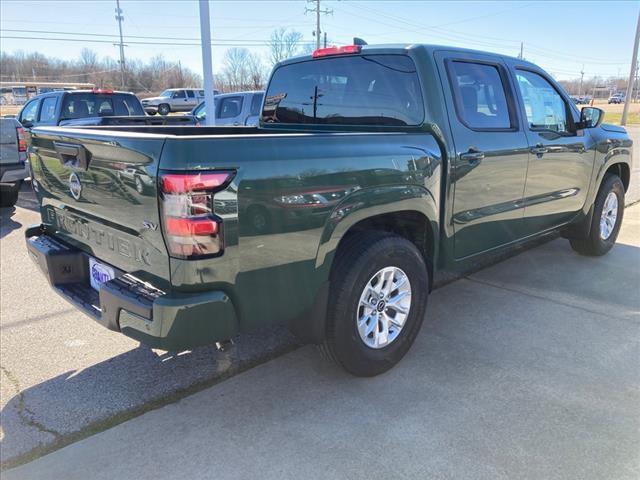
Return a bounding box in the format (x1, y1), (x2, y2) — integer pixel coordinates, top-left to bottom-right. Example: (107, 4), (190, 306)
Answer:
(158, 103), (170, 116)
(321, 232), (429, 377)
(570, 174), (624, 256)
(0, 183), (21, 208)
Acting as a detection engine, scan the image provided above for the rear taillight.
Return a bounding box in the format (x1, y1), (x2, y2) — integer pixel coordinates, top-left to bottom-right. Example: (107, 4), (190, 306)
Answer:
(16, 127), (27, 152)
(159, 171), (234, 259)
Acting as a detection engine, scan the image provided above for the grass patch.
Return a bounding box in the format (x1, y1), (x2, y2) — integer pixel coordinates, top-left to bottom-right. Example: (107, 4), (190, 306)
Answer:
(603, 111), (640, 125)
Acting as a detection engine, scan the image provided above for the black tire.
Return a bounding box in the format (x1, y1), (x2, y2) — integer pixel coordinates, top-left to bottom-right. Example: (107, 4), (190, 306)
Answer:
(0, 184), (20, 208)
(134, 176), (144, 194)
(570, 174), (624, 256)
(321, 232), (429, 377)
(158, 103), (170, 116)
(147, 110), (157, 116)
(247, 205), (271, 234)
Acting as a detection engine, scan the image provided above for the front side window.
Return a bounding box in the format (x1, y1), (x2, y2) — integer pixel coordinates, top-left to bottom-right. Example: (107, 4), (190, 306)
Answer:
(515, 70), (569, 133)
(448, 61), (512, 130)
(193, 102), (206, 120)
(20, 99), (40, 123)
(172, 90), (186, 99)
(39, 97), (58, 123)
(217, 96), (244, 119)
(263, 54), (424, 126)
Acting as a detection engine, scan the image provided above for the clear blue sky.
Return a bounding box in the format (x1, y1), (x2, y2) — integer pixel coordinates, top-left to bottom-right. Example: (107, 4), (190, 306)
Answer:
(0, 0), (637, 81)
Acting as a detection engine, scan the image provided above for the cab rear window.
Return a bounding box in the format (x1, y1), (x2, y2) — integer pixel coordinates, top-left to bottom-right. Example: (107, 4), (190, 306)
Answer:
(263, 54), (424, 126)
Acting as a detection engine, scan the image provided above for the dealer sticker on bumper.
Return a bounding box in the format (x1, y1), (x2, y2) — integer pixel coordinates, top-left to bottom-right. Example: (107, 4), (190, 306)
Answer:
(89, 257), (115, 291)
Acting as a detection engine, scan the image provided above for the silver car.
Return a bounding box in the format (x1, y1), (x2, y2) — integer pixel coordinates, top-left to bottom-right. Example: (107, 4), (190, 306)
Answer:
(142, 88), (217, 115)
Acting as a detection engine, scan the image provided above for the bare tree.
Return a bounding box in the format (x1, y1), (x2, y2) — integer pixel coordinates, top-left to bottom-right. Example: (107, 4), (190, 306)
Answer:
(269, 27), (304, 66)
(0, 50), (201, 95)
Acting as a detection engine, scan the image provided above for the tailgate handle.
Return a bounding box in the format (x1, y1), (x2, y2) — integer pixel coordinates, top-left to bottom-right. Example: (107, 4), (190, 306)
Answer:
(54, 142), (91, 170)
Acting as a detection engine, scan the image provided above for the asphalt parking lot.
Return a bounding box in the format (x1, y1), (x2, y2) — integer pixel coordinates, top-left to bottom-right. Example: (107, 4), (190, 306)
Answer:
(1, 126), (639, 476)
(3, 202), (639, 480)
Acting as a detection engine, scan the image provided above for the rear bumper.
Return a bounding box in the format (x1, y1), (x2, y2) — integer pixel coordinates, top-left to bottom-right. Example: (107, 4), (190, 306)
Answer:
(0, 159), (29, 185)
(25, 225), (238, 351)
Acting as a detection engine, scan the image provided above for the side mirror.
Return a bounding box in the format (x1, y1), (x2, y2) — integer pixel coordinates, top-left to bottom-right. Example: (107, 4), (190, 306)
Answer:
(21, 120), (34, 129)
(577, 107), (604, 129)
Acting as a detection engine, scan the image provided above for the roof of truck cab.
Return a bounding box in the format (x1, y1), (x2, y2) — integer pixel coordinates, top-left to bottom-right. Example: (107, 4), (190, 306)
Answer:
(278, 43), (539, 69)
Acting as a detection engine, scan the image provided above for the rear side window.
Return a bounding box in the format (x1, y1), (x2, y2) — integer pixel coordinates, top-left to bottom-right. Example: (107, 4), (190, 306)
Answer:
(186, 90), (195, 98)
(39, 97), (58, 123)
(448, 61), (513, 130)
(250, 93), (264, 116)
(263, 55), (424, 126)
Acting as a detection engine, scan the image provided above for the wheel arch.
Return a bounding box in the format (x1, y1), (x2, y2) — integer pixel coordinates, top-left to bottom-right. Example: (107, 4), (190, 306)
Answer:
(315, 185), (439, 286)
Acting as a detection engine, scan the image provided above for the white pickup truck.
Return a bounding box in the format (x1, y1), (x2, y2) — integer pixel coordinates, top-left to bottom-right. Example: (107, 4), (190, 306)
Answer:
(0, 117), (29, 207)
(142, 88), (219, 115)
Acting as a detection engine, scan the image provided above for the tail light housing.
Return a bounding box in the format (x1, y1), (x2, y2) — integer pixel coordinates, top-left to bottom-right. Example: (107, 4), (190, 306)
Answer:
(159, 170), (234, 259)
(16, 127), (27, 153)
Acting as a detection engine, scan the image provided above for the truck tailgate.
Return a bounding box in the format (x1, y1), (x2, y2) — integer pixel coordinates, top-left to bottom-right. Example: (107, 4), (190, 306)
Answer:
(28, 128), (170, 285)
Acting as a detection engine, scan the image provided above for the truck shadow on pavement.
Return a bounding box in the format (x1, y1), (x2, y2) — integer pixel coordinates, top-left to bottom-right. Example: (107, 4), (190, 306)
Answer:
(0, 326), (299, 469)
(0, 206), (21, 239)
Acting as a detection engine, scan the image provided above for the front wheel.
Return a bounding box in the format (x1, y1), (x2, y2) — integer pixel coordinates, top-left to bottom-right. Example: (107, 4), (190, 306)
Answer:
(570, 174), (624, 256)
(321, 232), (429, 377)
(157, 104), (170, 116)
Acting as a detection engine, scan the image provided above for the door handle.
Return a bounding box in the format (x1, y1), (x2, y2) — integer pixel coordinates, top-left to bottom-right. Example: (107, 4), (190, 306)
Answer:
(530, 144), (548, 157)
(460, 149), (485, 165)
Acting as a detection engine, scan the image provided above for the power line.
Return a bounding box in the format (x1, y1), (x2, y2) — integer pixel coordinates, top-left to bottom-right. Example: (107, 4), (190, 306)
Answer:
(0, 29), (316, 44)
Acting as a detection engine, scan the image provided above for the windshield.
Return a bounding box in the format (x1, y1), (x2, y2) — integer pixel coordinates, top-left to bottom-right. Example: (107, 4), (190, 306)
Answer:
(159, 89), (174, 98)
(60, 93), (144, 119)
(263, 54), (424, 126)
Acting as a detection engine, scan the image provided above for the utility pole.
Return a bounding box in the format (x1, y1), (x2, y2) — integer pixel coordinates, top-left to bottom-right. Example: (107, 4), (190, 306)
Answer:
(578, 65), (584, 97)
(519, 42), (523, 59)
(622, 10), (640, 126)
(306, 0), (332, 50)
(324, 32), (327, 48)
(199, 0), (216, 126)
(115, 0), (126, 89)
(634, 63), (639, 102)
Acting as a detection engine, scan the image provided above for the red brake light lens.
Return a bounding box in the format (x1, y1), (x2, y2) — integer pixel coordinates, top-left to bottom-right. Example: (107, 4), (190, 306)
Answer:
(16, 127), (27, 152)
(159, 171), (234, 259)
(162, 172), (230, 194)
(312, 45), (361, 58)
(91, 88), (114, 94)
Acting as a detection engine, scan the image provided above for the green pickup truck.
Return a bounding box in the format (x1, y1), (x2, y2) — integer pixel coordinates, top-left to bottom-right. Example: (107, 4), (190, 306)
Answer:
(25, 44), (632, 376)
